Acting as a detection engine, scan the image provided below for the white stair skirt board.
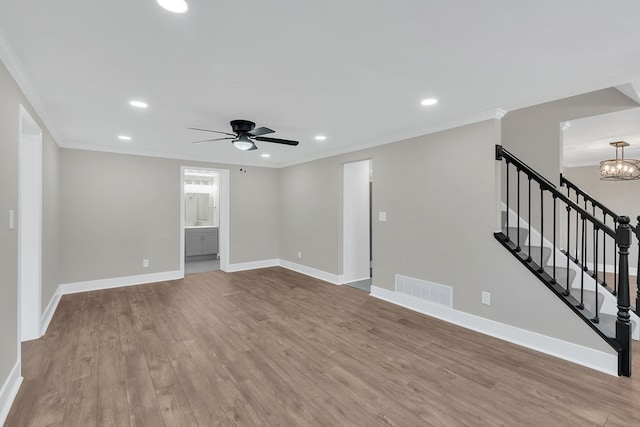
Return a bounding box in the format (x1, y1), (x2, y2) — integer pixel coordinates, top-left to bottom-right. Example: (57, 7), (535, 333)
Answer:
(371, 286), (619, 376)
(225, 259), (279, 273)
(501, 204), (640, 340)
(279, 259), (344, 285)
(58, 270), (183, 295)
(0, 361), (22, 426)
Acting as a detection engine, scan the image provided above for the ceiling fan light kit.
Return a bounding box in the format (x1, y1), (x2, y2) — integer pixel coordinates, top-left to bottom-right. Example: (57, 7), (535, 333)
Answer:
(189, 119), (299, 151)
(599, 141), (640, 181)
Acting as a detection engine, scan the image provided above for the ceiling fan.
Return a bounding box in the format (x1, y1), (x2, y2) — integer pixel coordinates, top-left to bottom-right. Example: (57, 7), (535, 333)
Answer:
(189, 119), (299, 151)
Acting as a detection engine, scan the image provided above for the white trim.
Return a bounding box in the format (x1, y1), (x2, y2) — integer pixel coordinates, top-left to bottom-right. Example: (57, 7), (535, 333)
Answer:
(370, 286), (618, 376)
(18, 105), (43, 342)
(279, 259), (344, 285)
(58, 270), (182, 295)
(225, 259), (280, 273)
(0, 361), (23, 426)
(40, 287), (62, 336)
(180, 166), (230, 276)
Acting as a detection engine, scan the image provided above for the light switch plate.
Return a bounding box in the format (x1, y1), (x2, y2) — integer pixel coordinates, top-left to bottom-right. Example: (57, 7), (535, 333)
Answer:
(379, 212), (387, 222)
(143, 259), (149, 268)
(482, 291), (491, 305)
(9, 210), (14, 229)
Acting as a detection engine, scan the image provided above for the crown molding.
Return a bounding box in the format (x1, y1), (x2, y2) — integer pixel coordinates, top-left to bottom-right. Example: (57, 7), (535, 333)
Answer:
(0, 28), (62, 145)
(277, 108), (509, 168)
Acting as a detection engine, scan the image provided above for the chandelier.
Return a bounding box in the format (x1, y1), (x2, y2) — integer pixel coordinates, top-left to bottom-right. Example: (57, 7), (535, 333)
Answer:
(599, 141), (640, 181)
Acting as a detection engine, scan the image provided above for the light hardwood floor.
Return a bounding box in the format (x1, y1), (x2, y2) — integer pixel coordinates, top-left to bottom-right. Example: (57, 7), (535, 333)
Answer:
(6, 267), (640, 426)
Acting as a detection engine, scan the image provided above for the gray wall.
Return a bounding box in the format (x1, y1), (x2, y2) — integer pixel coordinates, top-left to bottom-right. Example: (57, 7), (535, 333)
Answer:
(0, 60), (60, 386)
(279, 119), (613, 352)
(59, 149), (280, 283)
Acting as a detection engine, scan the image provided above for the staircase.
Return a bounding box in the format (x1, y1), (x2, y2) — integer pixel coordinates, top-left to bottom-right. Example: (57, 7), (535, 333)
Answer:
(495, 145), (640, 377)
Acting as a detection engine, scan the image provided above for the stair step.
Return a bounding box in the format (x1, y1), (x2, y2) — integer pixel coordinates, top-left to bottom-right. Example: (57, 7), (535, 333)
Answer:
(503, 227), (529, 247)
(569, 288), (605, 314)
(543, 265), (576, 288)
(526, 246), (552, 267)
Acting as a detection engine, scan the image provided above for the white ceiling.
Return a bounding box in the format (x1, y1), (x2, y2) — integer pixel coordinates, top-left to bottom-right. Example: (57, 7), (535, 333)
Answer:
(563, 107), (640, 167)
(2, 1), (640, 168)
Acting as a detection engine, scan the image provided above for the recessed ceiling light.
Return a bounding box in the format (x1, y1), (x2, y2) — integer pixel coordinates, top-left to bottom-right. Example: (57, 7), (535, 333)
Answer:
(157, 0), (188, 13)
(315, 135), (327, 141)
(129, 100), (148, 108)
(118, 135), (132, 141)
(420, 98), (438, 106)
(261, 154), (271, 158)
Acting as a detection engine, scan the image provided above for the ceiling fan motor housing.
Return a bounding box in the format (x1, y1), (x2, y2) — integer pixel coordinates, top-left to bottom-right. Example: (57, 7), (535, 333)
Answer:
(230, 119), (255, 134)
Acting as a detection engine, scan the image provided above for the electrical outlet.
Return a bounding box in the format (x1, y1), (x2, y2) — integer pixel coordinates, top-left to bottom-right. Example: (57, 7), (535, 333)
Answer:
(482, 291), (491, 306)
(298, 251), (302, 259)
(143, 259), (149, 268)
(379, 212), (387, 222)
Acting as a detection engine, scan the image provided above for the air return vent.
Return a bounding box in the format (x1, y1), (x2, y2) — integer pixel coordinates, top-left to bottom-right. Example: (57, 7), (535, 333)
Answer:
(395, 274), (453, 308)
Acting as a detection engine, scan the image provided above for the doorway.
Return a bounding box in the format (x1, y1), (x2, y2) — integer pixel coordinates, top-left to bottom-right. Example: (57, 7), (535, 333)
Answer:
(180, 167), (230, 275)
(18, 105), (43, 342)
(343, 159), (372, 291)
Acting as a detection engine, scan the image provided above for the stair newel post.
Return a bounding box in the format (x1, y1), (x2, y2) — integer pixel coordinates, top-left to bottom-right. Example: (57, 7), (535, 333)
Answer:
(616, 216), (632, 377)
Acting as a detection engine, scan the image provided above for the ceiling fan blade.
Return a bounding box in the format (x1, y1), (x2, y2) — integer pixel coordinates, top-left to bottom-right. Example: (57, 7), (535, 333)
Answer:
(254, 136), (299, 146)
(188, 127), (236, 137)
(191, 137), (235, 144)
(247, 126), (275, 136)
(248, 143), (258, 151)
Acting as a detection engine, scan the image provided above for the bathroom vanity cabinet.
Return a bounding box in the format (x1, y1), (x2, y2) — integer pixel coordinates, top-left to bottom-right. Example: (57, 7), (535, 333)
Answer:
(185, 227), (218, 257)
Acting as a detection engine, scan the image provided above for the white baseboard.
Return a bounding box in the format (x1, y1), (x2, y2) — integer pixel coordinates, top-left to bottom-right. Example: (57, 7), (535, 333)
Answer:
(278, 259), (344, 284)
(370, 286), (618, 377)
(225, 259), (279, 273)
(58, 270), (183, 295)
(0, 361), (23, 426)
(40, 287), (62, 336)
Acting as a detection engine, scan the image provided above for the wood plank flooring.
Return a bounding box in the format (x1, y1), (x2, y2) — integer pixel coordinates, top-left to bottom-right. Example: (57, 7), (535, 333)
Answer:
(6, 267), (640, 426)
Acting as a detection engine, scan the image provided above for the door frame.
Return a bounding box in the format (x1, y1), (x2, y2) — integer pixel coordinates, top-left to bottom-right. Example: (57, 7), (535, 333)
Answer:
(342, 159), (372, 283)
(18, 104), (43, 344)
(180, 166), (230, 274)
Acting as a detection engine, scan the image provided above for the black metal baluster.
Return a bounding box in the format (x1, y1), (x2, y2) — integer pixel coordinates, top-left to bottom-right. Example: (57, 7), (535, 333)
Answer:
(593, 227), (600, 323)
(516, 169), (521, 252)
(575, 195), (580, 261)
(578, 215), (585, 310)
(505, 160), (510, 241)
(613, 218), (618, 295)
(527, 176), (532, 262)
(539, 185), (545, 273)
(565, 205), (571, 296)
(552, 195), (557, 284)
(603, 214), (607, 288)
(636, 217), (640, 314)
